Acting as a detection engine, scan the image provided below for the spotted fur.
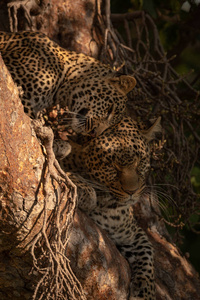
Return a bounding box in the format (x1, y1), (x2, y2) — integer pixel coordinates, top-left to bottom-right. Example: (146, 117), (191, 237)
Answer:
(60, 169), (155, 299)
(66, 174), (155, 299)
(68, 173), (155, 299)
(0, 31), (136, 136)
(89, 199), (155, 300)
(0, 30), (158, 298)
(61, 116), (161, 201)
(56, 116), (161, 299)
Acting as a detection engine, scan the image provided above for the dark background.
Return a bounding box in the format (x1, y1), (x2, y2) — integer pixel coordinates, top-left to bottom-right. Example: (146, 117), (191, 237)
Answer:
(111, 0), (200, 273)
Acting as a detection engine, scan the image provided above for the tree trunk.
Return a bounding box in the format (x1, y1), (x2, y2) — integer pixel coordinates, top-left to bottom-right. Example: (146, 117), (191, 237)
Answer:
(0, 54), (130, 299)
(0, 0), (200, 299)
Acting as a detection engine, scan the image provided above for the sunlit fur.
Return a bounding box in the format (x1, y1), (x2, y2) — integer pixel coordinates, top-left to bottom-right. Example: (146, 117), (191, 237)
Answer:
(0, 31), (136, 136)
(54, 115), (161, 300)
(61, 116), (160, 201)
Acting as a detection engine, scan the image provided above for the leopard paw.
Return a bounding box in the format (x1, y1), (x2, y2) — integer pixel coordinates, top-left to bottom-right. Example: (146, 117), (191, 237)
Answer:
(53, 139), (72, 160)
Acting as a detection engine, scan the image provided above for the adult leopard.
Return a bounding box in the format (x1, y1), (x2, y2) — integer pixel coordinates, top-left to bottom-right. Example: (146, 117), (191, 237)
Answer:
(0, 31), (136, 136)
(56, 116), (161, 299)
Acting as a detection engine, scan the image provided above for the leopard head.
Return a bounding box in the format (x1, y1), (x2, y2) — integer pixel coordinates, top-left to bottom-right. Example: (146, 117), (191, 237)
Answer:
(65, 116), (161, 201)
(68, 75), (136, 136)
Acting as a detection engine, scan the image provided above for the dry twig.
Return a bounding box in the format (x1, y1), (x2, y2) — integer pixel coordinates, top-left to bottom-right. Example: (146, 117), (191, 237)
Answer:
(95, 8), (200, 239)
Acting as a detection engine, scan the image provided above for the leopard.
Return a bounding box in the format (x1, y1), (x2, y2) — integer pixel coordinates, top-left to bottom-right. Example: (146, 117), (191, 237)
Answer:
(69, 174), (155, 300)
(54, 115), (161, 299)
(0, 30), (136, 137)
(61, 116), (161, 201)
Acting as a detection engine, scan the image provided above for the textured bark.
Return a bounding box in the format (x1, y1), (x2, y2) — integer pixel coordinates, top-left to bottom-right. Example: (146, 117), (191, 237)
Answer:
(0, 0), (100, 57)
(133, 200), (200, 300)
(0, 53), (44, 299)
(0, 54), (45, 248)
(0, 1), (200, 299)
(152, 230), (200, 300)
(0, 55), (130, 299)
(68, 210), (130, 300)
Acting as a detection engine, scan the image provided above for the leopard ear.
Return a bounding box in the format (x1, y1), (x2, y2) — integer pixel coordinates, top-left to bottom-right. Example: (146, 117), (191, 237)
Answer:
(108, 75), (136, 95)
(141, 117), (161, 142)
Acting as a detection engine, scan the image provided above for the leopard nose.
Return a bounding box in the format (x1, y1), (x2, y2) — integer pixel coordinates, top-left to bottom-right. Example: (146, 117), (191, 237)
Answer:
(124, 188), (139, 195)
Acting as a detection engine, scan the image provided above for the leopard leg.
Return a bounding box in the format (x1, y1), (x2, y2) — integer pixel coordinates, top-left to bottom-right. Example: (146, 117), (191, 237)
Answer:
(89, 204), (155, 300)
(53, 139), (72, 160)
(53, 141), (97, 211)
(118, 226), (155, 300)
(68, 173), (97, 212)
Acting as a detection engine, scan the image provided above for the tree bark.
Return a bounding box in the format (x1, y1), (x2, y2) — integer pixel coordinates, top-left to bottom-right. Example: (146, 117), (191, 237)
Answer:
(0, 1), (200, 299)
(0, 55), (130, 300)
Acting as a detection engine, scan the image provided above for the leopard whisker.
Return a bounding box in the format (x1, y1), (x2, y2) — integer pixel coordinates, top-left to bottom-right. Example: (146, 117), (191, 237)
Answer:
(84, 181), (109, 192)
(144, 190), (171, 219)
(145, 185), (178, 207)
(68, 172), (109, 192)
(61, 118), (86, 126)
(152, 183), (179, 190)
(154, 190), (177, 208)
(65, 111), (87, 118)
(59, 117), (77, 121)
(77, 122), (86, 126)
(61, 118), (86, 124)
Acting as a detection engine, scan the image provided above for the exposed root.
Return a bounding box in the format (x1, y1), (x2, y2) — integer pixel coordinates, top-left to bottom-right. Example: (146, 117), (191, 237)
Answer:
(31, 120), (86, 300)
(7, 0), (40, 32)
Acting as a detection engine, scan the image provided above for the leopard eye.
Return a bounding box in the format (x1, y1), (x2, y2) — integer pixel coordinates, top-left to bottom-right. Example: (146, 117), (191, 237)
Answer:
(78, 108), (89, 117)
